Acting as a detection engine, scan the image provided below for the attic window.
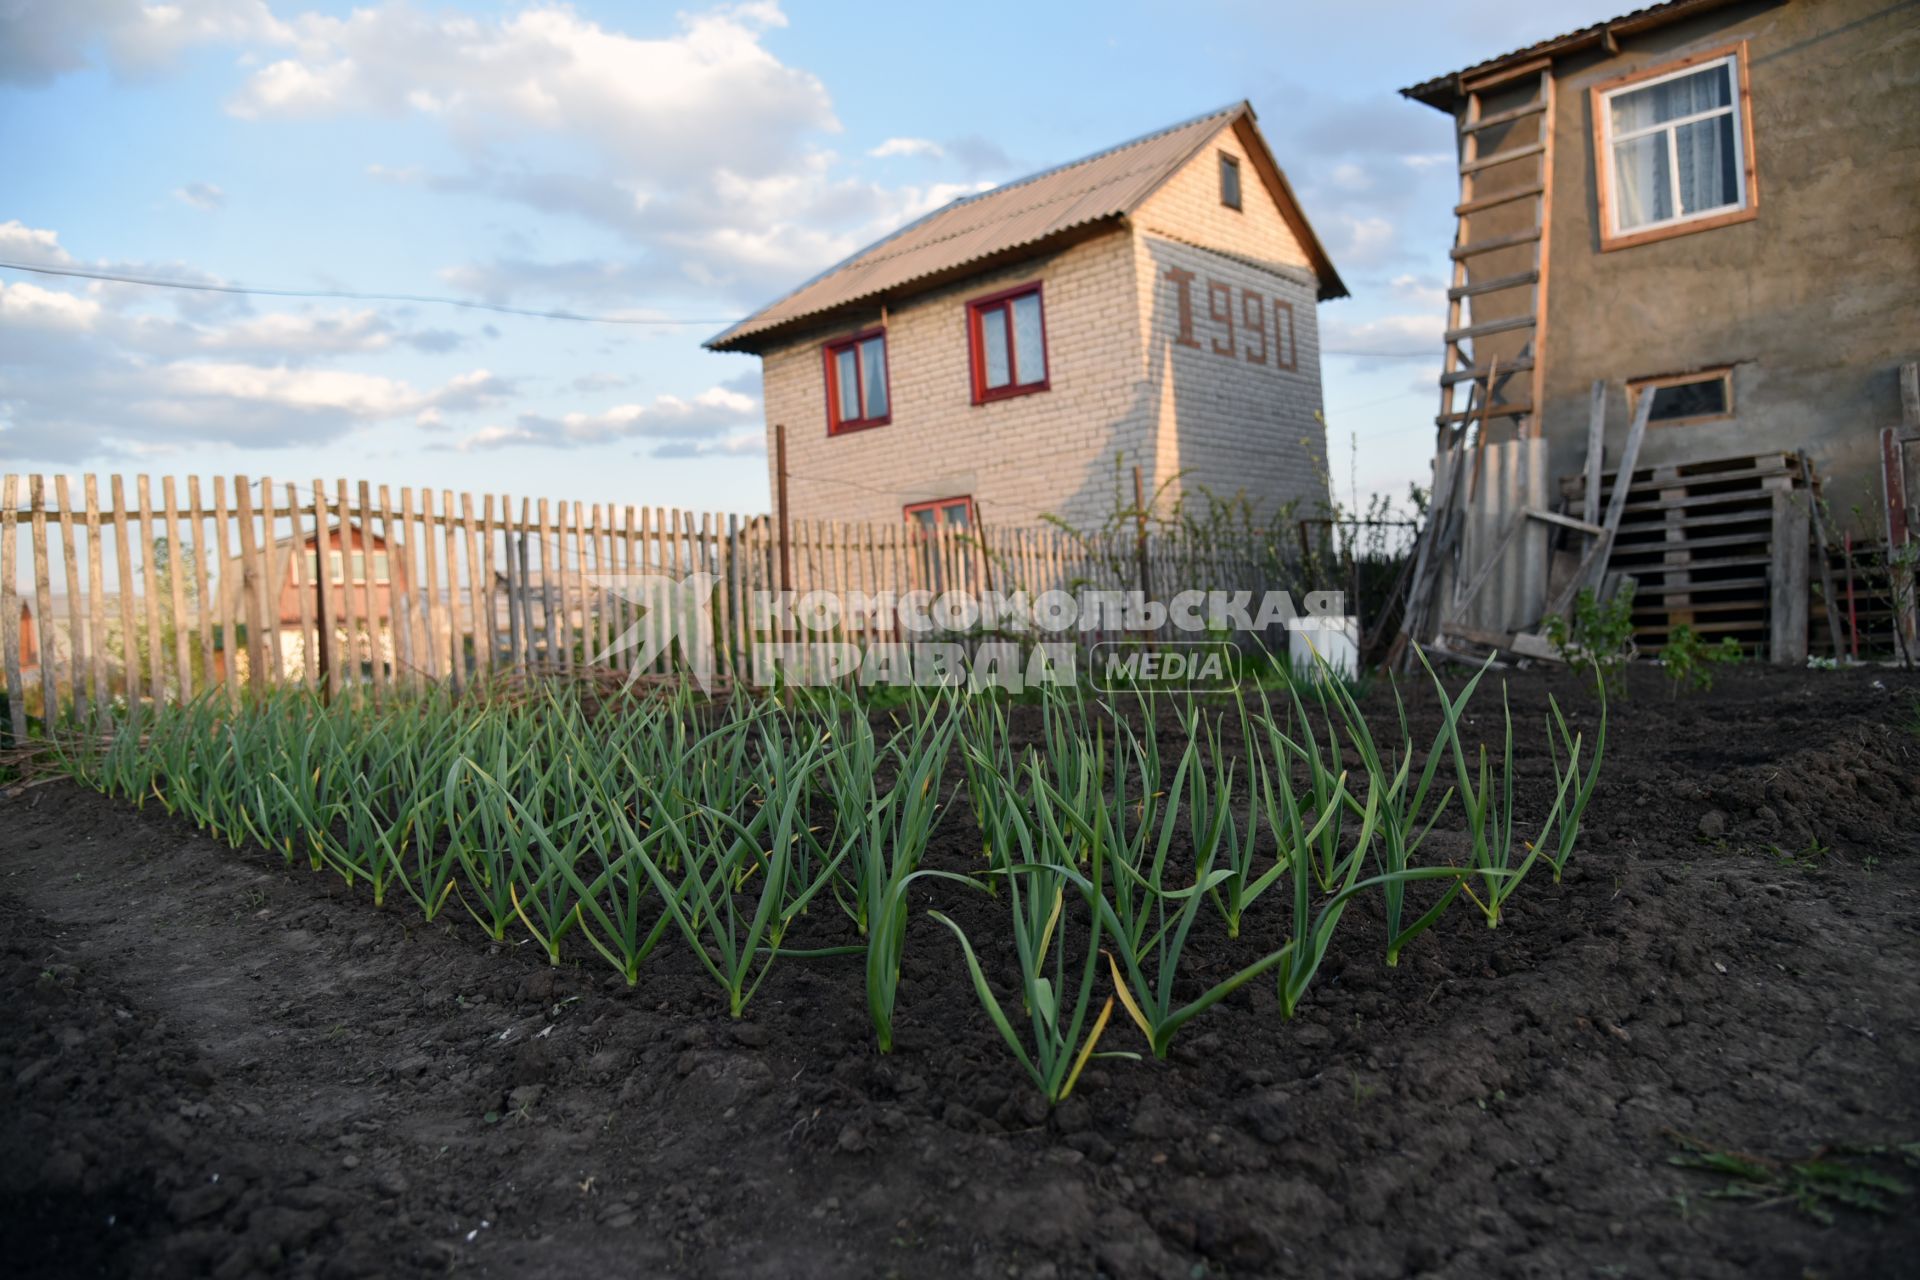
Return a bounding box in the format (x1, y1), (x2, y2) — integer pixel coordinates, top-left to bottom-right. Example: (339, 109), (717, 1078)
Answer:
(823, 328), (890, 434)
(1594, 45), (1756, 249)
(1219, 153), (1242, 211)
(1629, 367), (1734, 426)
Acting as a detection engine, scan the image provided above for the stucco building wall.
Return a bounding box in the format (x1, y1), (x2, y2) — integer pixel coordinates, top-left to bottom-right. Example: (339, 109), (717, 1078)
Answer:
(1534, 0), (1920, 524)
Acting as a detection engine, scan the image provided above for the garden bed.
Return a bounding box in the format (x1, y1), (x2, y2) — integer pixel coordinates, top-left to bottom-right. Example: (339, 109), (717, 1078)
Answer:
(2, 666), (1918, 1279)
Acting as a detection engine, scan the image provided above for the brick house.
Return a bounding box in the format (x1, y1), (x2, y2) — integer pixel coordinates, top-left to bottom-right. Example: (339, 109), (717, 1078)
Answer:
(705, 102), (1347, 535)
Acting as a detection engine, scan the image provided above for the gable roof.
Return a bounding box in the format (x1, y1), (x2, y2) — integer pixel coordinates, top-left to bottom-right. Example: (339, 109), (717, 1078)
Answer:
(705, 101), (1345, 354)
(1400, 0), (1752, 110)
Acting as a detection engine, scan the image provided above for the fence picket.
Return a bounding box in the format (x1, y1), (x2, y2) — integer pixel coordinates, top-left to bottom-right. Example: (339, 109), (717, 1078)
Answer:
(163, 479), (194, 698)
(54, 477), (88, 722)
(1, 476), (20, 739)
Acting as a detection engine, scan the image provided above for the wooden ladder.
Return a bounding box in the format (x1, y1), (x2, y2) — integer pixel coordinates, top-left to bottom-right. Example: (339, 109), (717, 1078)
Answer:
(1438, 61), (1554, 444)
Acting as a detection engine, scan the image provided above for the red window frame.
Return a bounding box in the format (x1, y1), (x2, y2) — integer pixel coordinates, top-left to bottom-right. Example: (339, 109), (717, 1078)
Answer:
(966, 283), (1049, 405)
(903, 496), (974, 529)
(822, 327), (891, 435)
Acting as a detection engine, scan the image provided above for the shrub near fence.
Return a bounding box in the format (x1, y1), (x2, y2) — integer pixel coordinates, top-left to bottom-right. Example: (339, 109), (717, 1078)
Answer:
(1, 473), (1358, 731)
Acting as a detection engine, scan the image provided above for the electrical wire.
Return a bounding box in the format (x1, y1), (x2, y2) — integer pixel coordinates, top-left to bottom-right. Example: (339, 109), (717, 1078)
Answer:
(3, 260), (1451, 353)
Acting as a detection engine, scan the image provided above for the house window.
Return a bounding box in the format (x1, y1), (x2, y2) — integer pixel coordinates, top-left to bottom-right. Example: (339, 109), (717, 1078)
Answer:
(967, 284), (1048, 403)
(1219, 153), (1242, 211)
(905, 496), (973, 531)
(1629, 367), (1734, 427)
(1594, 45), (1756, 249)
(823, 328), (890, 434)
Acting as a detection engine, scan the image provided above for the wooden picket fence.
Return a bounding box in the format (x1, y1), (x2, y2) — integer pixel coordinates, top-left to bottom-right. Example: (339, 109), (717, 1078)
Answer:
(1, 473), (1316, 738)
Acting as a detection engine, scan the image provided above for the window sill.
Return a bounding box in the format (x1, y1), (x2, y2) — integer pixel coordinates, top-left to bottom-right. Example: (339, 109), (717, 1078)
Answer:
(1600, 205), (1756, 253)
(827, 416), (891, 437)
(971, 381), (1050, 406)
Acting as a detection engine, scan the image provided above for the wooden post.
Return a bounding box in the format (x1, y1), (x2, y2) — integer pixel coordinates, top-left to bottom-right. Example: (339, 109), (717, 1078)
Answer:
(1131, 465), (1151, 633)
(55, 477), (88, 723)
(185, 478), (212, 694)
(285, 482), (316, 692)
(85, 477), (109, 712)
(134, 477), (165, 700)
(208, 477), (237, 705)
(162, 478), (193, 699)
(1768, 488), (1811, 666)
(1799, 452), (1846, 661)
(775, 423), (793, 597)
(312, 483), (335, 701)
(112, 476), (143, 705)
(1581, 381), (1606, 527)
(1, 475), (21, 741)
(28, 478), (57, 719)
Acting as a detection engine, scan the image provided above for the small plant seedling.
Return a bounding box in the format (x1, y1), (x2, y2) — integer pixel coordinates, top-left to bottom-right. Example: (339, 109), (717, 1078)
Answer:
(1660, 625), (1743, 697)
(1666, 1132), (1919, 1225)
(1542, 584), (1637, 695)
(1764, 838), (1832, 871)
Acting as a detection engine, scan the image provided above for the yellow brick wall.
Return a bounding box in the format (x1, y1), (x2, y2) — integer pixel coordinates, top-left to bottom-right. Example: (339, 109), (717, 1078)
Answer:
(1133, 122), (1313, 275)
(761, 229), (1154, 530)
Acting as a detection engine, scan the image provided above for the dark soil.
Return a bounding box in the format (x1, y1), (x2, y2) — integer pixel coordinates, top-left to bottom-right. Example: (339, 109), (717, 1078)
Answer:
(3, 666), (1919, 1279)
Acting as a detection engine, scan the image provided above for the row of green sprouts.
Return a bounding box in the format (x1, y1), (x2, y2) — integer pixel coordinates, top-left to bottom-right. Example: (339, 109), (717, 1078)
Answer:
(58, 659), (1603, 1103)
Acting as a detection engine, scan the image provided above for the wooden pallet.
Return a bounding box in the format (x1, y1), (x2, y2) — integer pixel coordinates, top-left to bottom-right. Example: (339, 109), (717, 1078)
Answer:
(1559, 453), (1811, 662)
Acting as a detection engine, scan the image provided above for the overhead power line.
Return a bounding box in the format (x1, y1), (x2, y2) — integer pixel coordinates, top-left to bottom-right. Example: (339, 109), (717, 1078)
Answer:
(0, 260), (737, 326)
(0, 258), (1448, 354)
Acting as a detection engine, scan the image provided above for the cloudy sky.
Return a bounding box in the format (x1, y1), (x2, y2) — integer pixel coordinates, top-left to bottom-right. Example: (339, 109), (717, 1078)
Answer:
(2, 0), (1607, 516)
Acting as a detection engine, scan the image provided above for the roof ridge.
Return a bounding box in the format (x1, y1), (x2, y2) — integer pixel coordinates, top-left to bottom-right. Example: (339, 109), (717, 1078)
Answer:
(705, 105), (1245, 349)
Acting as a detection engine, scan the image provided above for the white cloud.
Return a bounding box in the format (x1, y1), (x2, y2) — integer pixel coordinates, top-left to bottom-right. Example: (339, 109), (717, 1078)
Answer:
(0, 221), (503, 462)
(0, 219), (76, 266)
(1324, 213), (1399, 269)
(1321, 312), (1443, 360)
(869, 137), (944, 160)
(0, 280), (103, 331)
(449, 386), (761, 454)
(173, 182), (227, 212)
(0, 0), (290, 84)
(227, 2), (835, 183)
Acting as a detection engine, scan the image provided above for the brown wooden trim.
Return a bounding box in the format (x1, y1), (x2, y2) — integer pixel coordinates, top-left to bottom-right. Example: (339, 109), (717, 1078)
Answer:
(1590, 41), (1759, 254)
(1530, 68), (1556, 440)
(1462, 55), (1550, 94)
(1627, 364), (1737, 428)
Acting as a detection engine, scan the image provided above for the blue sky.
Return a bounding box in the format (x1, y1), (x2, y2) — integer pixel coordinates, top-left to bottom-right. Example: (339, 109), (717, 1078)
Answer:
(1, 0), (1607, 517)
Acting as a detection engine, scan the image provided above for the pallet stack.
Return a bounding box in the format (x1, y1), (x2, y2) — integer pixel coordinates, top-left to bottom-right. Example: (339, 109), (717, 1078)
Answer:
(1557, 452), (1813, 663)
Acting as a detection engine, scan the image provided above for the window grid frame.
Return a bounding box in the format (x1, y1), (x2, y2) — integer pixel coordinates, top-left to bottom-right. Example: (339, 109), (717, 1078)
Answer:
(1589, 41), (1759, 253)
(966, 282), (1050, 406)
(822, 326), (892, 436)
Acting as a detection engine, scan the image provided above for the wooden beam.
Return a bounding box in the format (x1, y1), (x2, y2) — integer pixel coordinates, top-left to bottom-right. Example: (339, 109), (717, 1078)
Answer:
(1453, 184), (1544, 217)
(1527, 508), (1604, 536)
(1461, 100), (1546, 132)
(1459, 142), (1546, 174)
(1447, 271), (1538, 302)
(1445, 314), (1536, 344)
(1451, 228), (1541, 260)
(1547, 387), (1652, 616)
(1581, 380), (1606, 527)
(1799, 451), (1846, 661)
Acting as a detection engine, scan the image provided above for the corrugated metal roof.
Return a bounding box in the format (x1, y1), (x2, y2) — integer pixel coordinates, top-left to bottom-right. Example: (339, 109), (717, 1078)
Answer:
(1400, 0), (1749, 108)
(706, 102), (1341, 353)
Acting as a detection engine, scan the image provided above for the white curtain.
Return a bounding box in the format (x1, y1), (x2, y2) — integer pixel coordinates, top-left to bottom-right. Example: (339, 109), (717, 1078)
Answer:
(1609, 62), (1734, 227)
